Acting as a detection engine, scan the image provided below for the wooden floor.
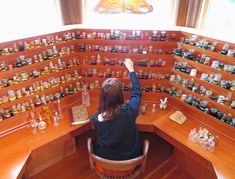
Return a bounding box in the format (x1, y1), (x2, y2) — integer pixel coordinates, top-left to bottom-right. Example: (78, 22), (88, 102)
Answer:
(31, 131), (194, 179)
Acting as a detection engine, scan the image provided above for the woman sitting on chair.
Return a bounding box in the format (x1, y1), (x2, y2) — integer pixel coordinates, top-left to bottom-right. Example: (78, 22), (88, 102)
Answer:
(90, 58), (142, 160)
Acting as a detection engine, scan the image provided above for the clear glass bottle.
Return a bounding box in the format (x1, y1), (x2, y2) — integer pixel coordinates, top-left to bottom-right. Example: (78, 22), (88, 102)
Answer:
(53, 111), (59, 126)
(28, 111), (38, 133)
(82, 85), (90, 107)
(55, 98), (63, 119)
(38, 115), (47, 130)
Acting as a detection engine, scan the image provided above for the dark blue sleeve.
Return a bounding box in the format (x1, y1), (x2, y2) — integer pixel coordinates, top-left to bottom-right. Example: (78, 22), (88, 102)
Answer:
(90, 114), (98, 129)
(128, 72), (142, 113)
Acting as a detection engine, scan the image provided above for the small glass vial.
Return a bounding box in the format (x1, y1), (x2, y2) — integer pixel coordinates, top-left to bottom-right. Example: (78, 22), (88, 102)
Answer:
(35, 95), (42, 106)
(152, 104), (156, 112)
(205, 90), (213, 98)
(189, 69), (197, 77)
(8, 90), (16, 101)
(53, 111), (59, 126)
(141, 104), (147, 114)
(28, 111), (38, 132)
(38, 115), (47, 130)
(55, 99), (63, 119)
(82, 85), (90, 107)
(230, 100), (235, 109)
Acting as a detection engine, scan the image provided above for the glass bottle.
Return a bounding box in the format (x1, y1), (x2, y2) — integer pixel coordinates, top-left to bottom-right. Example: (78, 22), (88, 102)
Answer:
(41, 105), (53, 125)
(55, 99), (63, 119)
(53, 111), (59, 126)
(8, 90), (16, 101)
(152, 104), (156, 112)
(28, 111), (38, 133)
(82, 85), (90, 107)
(35, 95), (42, 107)
(141, 104), (147, 114)
(68, 84), (75, 94)
(231, 100), (235, 109)
(221, 43), (229, 55)
(38, 115), (47, 130)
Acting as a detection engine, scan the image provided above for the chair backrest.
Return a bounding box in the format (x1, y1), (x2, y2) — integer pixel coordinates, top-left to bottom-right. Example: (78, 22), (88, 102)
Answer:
(87, 137), (149, 179)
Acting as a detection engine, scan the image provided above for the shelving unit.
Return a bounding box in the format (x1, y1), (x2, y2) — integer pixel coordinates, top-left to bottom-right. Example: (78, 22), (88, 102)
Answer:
(0, 28), (234, 135)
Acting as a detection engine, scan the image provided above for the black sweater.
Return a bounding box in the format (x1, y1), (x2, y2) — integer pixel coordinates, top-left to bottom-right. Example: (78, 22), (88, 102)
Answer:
(91, 72), (142, 160)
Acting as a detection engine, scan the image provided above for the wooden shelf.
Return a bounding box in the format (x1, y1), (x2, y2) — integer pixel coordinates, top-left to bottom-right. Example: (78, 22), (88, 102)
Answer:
(0, 69), (81, 109)
(0, 40), (78, 61)
(172, 69), (234, 97)
(77, 39), (178, 46)
(77, 51), (175, 59)
(0, 78), (81, 110)
(0, 53), (78, 78)
(178, 42), (235, 64)
(80, 76), (170, 87)
(174, 55), (235, 80)
(180, 31), (235, 53)
(80, 64), (173, 74)
(0, 66), (80, 95)
(170, 81), (235, 116)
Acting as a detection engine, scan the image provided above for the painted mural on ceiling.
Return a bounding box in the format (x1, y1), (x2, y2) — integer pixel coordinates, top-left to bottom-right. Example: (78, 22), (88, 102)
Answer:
(94, 0), (153, 14)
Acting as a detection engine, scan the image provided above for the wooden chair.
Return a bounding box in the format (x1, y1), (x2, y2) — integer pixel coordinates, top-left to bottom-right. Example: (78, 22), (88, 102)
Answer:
(87, 137), (149, 179)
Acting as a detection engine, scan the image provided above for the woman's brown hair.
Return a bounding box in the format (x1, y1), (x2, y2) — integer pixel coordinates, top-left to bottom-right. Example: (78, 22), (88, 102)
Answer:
(98, 78), (124, 120)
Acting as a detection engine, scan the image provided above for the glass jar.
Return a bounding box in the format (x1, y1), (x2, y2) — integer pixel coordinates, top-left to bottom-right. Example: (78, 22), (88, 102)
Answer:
(190, 69), (197, 77)
(199, 100), (208, 112)
(209, 108), (218, 117)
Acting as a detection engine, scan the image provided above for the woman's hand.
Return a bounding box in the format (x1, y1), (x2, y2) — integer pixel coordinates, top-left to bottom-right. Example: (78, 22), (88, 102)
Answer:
(124, 58), (134, 72)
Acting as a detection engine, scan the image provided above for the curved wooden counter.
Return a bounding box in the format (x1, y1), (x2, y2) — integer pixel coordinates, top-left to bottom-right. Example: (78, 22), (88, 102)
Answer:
(0, 94), (235, 179)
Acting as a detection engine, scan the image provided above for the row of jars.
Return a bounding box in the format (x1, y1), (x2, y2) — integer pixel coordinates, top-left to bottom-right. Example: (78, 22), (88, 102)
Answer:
(0, 79), (169, 120)
(78, 80), (168, 93)
(180, 36), (235, 57)
(0, 32), (76, 56)
(83, 54), (167, 67)
(166, 87), (235, 126)
(173, 61), (235, 91)
(0, 82), (79, 121)
(174, 46), (235, 74)
(76, 30), (177, 41)
(0, 58), (80, 89)
(81, 69), (170, 80)
(0, 30), (178, 57)
(78, 44), (172, 55)
(0, 70), (79, 105)
(200, 73), (235, 91)
(0, 45), (76, 72)
(170, 74), (235, 109)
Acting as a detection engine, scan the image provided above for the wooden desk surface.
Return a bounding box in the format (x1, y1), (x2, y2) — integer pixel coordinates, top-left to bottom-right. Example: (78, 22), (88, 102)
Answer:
(0, 96), (235, 179)
(152, 105), (235, 179)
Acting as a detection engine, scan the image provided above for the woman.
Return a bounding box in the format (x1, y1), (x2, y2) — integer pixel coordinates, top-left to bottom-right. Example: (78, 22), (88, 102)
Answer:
(90, 58), (142, 160)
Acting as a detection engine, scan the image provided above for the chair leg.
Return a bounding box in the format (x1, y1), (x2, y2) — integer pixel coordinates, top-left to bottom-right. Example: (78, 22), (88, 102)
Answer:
(87, 138), (94, 169)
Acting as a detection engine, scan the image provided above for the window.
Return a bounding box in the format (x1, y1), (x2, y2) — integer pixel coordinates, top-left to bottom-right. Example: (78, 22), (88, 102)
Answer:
(202, 0), (235, 39)
(0, 0), (61, 42)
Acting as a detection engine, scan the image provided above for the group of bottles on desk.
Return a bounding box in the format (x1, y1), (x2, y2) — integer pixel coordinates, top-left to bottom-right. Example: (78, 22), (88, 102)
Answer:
(188, 127), (218, 152)
(27, 98), (63, 132)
